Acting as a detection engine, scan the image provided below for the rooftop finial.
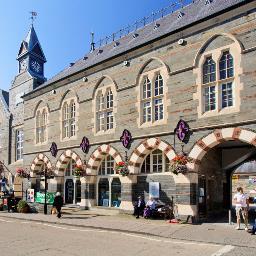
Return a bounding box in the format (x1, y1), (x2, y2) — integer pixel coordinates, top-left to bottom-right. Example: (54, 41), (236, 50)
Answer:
(30, 11), (37, 26)
(90, 32), (95, 52)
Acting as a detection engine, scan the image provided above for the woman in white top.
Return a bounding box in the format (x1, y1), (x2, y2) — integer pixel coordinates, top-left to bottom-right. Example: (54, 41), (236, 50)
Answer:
(233, 187), (249, 231)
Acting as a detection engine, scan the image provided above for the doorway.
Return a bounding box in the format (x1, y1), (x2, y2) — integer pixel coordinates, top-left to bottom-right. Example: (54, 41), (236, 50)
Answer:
(65, 179), (74, 204)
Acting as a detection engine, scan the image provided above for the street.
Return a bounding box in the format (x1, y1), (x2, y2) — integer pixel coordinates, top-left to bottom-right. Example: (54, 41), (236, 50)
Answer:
(0, 217), (232, 256)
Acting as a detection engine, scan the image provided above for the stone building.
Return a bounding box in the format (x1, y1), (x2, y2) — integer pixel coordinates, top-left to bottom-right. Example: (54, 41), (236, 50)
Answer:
(1, 0), (256, 220)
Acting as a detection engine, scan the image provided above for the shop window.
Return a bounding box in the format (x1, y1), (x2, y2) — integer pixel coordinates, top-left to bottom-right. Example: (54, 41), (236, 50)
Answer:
(141, 149), (170, 173)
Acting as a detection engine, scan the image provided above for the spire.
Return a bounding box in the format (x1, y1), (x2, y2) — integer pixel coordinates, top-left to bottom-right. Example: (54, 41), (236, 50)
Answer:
(17, 24), (46, 62)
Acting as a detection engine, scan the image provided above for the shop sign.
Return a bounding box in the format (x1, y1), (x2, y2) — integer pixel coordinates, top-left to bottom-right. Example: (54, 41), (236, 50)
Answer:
(27, 189), (35, 203)
(149, 182), (159, 199)
(232, 175), (239, 181)
(35, 192), (55, 204)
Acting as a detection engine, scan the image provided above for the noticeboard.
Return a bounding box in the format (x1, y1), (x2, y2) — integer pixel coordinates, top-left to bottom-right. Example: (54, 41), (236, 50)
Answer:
(149, 182), (159, 199)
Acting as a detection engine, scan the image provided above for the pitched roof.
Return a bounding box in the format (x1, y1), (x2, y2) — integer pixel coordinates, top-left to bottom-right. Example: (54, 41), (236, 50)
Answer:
(0, 89), (9, 109)
(18, 25), (46, 62)
(32, 0), (248, 93)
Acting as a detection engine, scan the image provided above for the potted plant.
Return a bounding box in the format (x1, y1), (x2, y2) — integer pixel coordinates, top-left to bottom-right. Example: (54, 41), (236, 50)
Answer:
(73, 165), (84, 180)
(17, 200), (30, 213)
(115, 162), (129, 176)
(169, 154), (192, 175)
(16, 168), (29, 179)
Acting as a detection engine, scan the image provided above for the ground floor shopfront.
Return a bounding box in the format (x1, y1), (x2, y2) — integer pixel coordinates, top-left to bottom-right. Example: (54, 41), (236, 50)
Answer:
(26, 126), (256, 220)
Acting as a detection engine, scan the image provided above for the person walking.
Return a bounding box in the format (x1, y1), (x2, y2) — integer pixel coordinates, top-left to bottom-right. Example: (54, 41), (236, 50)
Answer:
(53, 192), (64, 218)
(233, 187), (249, 231)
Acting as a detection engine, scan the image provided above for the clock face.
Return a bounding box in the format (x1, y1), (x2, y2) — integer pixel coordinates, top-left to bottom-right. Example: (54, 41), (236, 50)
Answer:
(20, 59), (27, 71)
(31, 60), (41, 73)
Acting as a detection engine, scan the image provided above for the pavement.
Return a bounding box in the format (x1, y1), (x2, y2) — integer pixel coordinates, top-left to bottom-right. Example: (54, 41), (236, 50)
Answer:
(0, 207), (255, 249)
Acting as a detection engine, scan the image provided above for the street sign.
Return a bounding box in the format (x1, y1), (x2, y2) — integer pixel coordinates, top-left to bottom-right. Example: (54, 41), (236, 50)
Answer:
(35, 192), (55, 204)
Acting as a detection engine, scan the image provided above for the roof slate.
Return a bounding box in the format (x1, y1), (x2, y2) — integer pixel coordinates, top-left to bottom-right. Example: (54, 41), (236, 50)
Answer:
(34, 0), (247, 92)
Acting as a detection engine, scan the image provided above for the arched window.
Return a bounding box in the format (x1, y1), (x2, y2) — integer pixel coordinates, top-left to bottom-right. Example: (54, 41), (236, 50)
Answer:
(65, 159), (76, 177)
(95, 89), (115, 132)
(41, 110), (47, 142)
(62, 100), (77, 139)
(36, 111), (41, 144)
(141, 149), (170, 173)
(203, 57), (216, 84)
(219, 51), (234, 80)
(98, 155), (115, 175)
(35, 108), (48, 144)
(201, 51), (235, 113)
(141, 74), (164, 124)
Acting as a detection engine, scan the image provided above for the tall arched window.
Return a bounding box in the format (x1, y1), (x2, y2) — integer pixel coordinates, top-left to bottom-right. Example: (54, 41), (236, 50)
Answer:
(35, 108), (48, 144)
(98, 155), (115, 175)
(141, 149), (170, 173)
(96, 89), (115, 132)
(141, 74), (164, 124)
(62, 100), (77, 139)
(201, 51), (235, 113)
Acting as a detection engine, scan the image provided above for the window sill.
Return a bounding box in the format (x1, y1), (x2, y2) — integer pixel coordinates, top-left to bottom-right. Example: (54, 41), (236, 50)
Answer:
(95, 128), (115, 136)
(35, 141), (48, 146)
(200, 106), (238, 118)
(60, 135), (77, 142)
(139, 119), (166, 128)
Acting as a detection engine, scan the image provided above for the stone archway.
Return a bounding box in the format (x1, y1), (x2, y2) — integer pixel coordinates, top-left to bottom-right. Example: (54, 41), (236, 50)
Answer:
(188, 127), (256, 171)
(86, 144), (122, 175)
(31, 153), (52, 173)
(128, 137), (176, 174)
(188, 127), (256, 220)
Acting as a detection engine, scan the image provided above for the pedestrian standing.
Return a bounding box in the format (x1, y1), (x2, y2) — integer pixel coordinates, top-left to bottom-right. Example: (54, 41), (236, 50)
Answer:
(233, 187), (249, 231)
(53, 192), (63, 218)
(135, 196), (145, 219)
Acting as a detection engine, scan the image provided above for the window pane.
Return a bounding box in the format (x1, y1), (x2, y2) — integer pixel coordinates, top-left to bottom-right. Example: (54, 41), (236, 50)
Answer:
(106, 111), (113, 130)
(154, 98), (163, 121)
(221, 82), (233, 108)
(16, 129), (24, 160)
(143, 101), (151, 123)
(219, 51), (234, 80)
(107, 90), (113, 109)
(204, 86), (216, 112)
(152, 149), (163, 173)
(141, 154), (150, 173)
(203, 57), (216, 84)
(143, 78), (151, 99)
(154, 74), (163, 96)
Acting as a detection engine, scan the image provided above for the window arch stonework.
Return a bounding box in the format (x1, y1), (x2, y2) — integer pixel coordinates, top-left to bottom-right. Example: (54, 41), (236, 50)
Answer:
(60, 97), (79, 141)
(193, 42), (243, 118)
(92, 82), (117, 135)
(136, 65), (170, 128)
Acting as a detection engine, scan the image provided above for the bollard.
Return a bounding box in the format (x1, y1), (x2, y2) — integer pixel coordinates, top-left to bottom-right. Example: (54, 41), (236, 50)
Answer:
(229, 209), (232, 225)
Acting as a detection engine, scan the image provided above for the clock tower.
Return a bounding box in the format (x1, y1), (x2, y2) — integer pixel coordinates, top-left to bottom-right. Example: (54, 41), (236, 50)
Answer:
(16, 24), (47, 88)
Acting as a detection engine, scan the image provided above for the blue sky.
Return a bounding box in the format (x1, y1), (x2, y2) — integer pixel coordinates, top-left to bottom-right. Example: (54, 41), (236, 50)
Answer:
(0, 0), (188, 91)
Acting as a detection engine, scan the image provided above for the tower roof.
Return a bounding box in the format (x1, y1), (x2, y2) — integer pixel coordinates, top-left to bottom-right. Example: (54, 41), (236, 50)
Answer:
(17, 25), (46, 62)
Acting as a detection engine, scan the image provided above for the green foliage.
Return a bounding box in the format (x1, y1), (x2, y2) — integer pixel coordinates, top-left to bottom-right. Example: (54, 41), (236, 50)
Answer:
(17, 200), (29, 212)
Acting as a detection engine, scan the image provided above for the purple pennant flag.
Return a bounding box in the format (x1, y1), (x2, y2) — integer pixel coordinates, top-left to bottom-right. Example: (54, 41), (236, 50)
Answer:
(120, 129), (132, 149)
(175, 120), (189, 142)
(80, 136), (90, 153)
(50, 142), (58, 157)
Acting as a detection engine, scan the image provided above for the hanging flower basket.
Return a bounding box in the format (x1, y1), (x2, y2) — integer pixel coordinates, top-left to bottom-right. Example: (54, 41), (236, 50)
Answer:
(73, 165), (85, 178)
(169, 155), (192, 175)
(16, 168), (29, 179)
(115, 162), (129, 176)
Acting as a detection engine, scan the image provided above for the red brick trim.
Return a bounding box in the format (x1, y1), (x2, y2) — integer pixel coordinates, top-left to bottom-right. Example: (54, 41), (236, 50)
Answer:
(232, 127), (241, 140)
(196, 140), (210, 152)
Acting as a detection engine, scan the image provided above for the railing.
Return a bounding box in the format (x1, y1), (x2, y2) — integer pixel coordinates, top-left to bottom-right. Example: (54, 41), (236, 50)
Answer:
(92, 0), (192, 50)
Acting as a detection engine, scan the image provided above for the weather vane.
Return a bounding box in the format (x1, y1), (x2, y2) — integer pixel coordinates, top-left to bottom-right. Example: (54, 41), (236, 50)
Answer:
(30, 11), (37, 25)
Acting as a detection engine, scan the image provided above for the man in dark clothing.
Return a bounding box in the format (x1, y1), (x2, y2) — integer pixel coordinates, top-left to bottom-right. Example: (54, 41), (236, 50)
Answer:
(134, 196), (145, 219)
(53, 192), (63, 218)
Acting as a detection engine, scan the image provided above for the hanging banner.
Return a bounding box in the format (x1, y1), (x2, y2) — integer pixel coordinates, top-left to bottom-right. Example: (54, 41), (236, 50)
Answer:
(149, 182), (159, 198)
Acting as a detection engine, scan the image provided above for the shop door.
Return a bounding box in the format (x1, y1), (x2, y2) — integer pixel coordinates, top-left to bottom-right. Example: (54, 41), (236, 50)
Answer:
(198, 177), (207, 219)
(111, 178), (121, 207)
(98, 178), (109, 207)
(65, 179), (74, 204)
